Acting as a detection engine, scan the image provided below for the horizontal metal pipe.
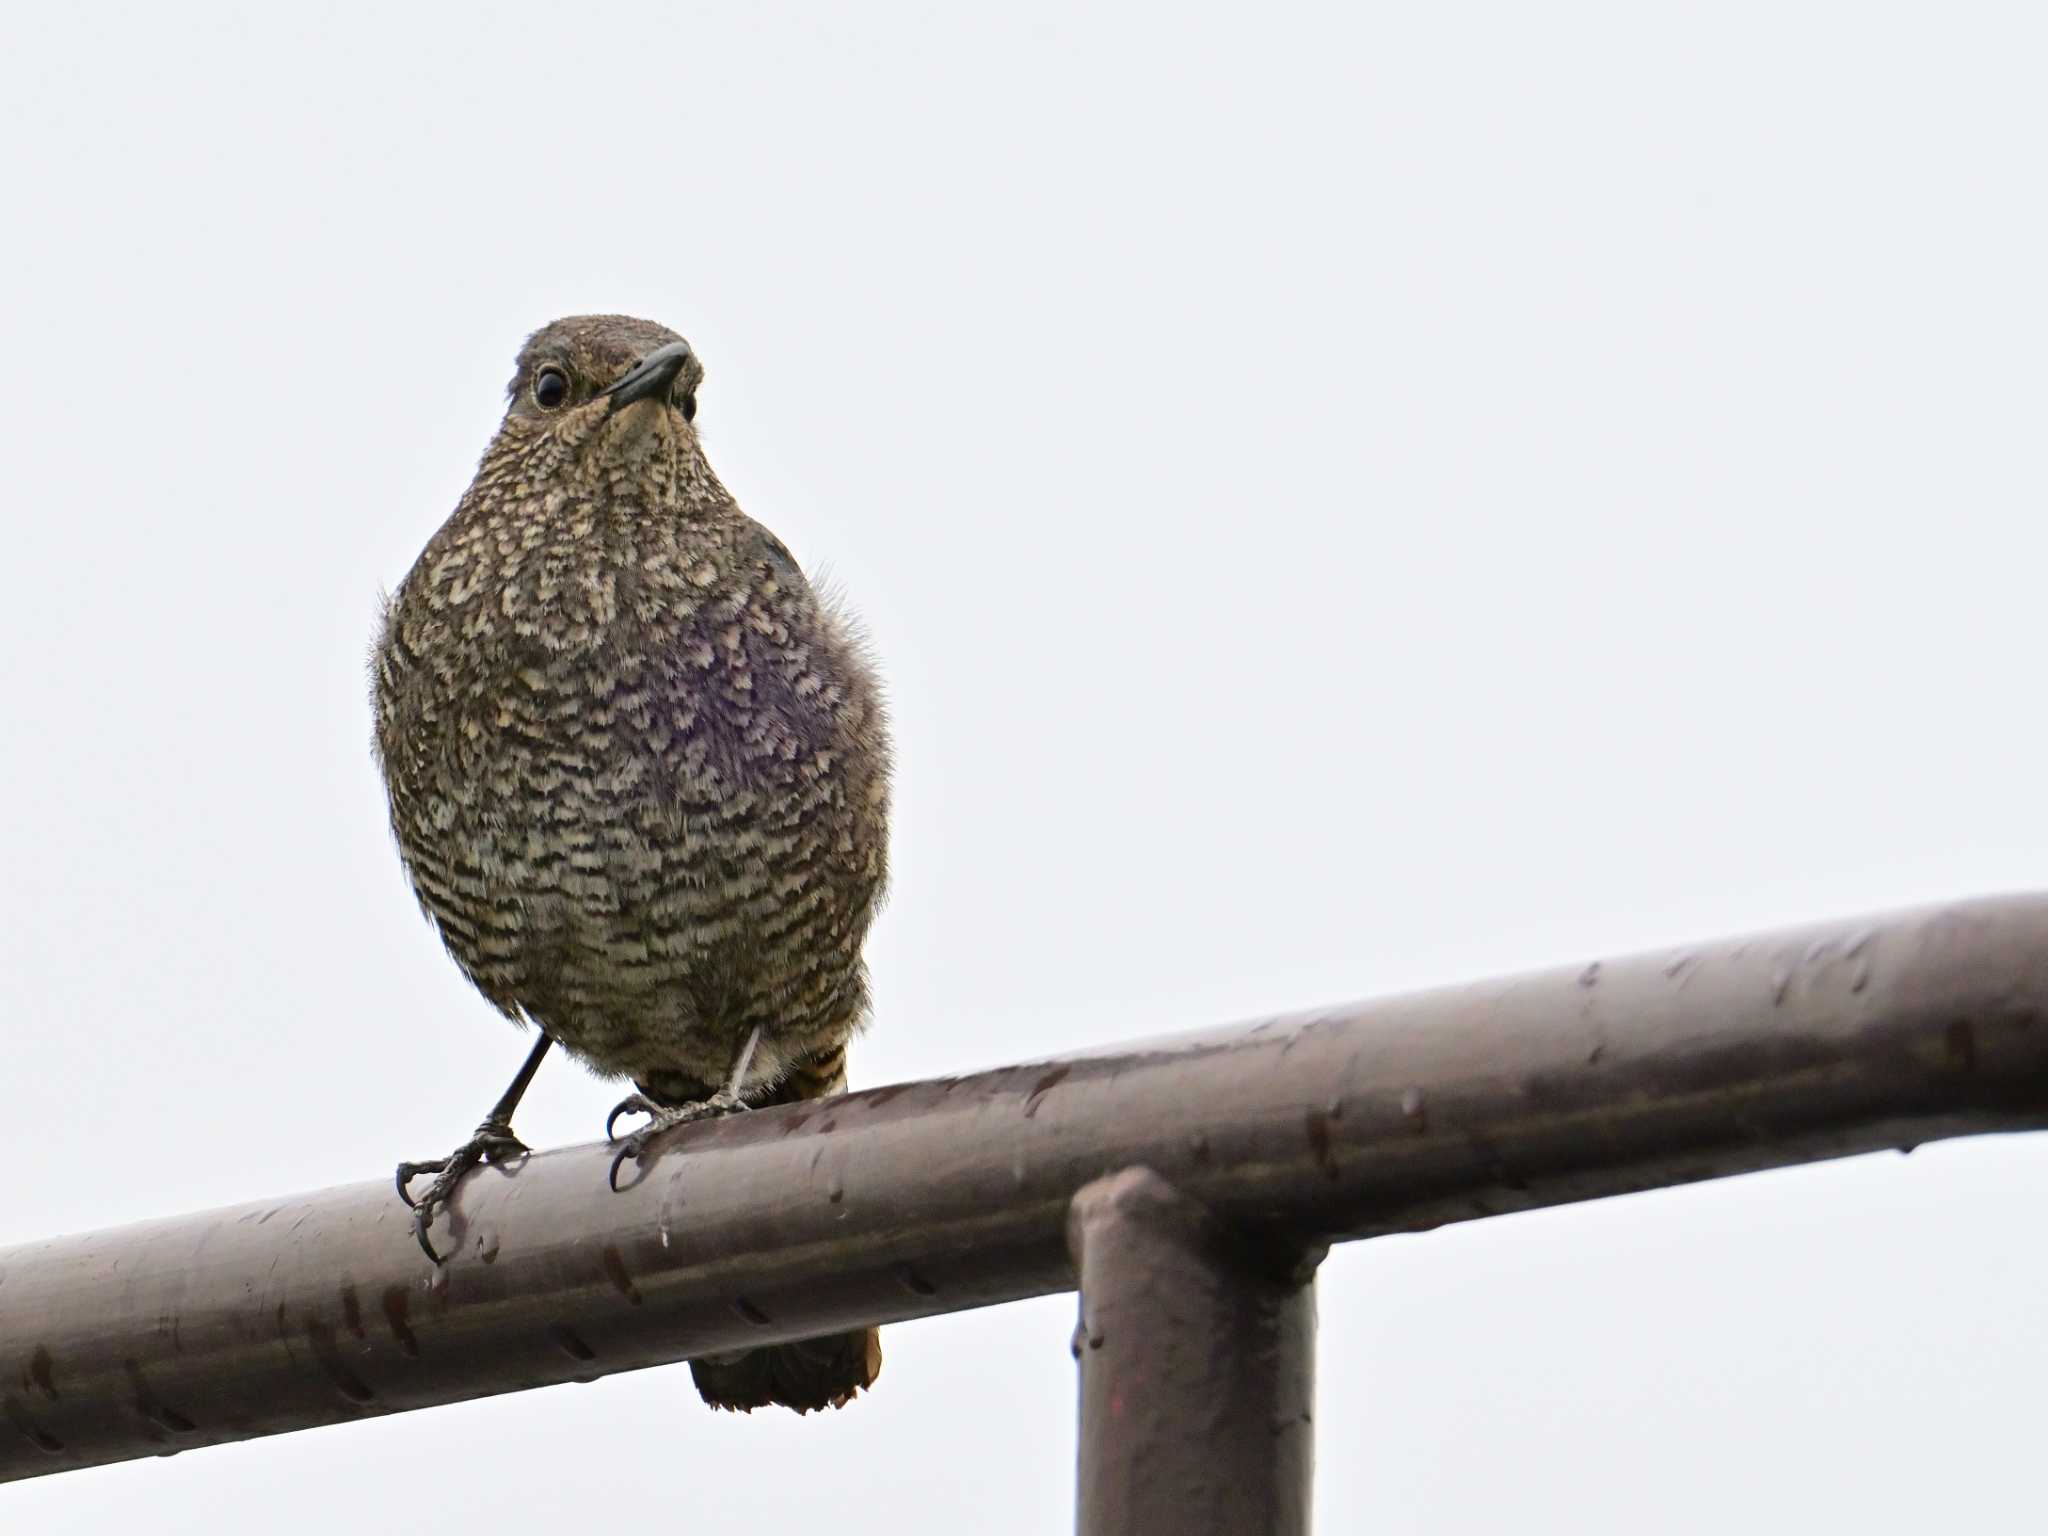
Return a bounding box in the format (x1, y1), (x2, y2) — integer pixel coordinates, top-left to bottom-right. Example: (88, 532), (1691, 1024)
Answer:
(4, 895), (2048, 1481)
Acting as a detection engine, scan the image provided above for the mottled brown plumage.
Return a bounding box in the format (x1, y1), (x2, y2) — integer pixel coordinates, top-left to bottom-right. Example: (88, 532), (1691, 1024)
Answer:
(374, 315), (889, 1412)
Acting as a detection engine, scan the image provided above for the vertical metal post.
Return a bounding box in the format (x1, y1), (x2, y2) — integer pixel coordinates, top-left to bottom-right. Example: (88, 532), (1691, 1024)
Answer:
(1068, 1167), (1318, 1536)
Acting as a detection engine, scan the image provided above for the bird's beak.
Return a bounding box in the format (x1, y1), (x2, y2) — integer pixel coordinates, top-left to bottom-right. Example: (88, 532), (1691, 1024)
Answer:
(603, 341), (694, 414)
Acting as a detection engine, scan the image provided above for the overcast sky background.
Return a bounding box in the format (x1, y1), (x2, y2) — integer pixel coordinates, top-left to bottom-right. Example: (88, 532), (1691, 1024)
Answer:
(4, 3), (2045, 1530)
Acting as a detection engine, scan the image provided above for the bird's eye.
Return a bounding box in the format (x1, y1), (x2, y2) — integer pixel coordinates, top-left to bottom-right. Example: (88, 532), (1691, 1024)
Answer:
(680, 392), (697, 423)
(532, 366), (570, 411)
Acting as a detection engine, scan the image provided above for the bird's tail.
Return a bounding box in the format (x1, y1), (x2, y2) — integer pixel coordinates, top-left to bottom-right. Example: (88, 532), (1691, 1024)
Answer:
(640, 1038), (883, 1414)
(689, 1328), (883, 1413)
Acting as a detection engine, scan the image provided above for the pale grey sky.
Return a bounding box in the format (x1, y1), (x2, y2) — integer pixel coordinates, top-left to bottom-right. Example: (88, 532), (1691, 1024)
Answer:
(3, 3), (2044, 1530)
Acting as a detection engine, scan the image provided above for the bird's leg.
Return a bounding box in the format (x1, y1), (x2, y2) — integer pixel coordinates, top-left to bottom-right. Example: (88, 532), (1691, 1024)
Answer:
(396, 1031), (553, 1263)
(606, 1025), (761, 1190)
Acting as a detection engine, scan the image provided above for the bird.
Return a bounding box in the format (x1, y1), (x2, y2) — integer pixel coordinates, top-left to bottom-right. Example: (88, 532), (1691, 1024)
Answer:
(371, 314), (891, 1413)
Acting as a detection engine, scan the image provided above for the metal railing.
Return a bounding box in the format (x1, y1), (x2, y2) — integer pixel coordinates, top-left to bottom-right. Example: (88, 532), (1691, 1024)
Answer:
(5, 895), (2047, 1531)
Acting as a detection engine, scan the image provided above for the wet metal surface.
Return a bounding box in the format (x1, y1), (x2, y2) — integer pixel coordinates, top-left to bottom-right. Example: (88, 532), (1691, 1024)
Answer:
(4, 895), (2048, 1480)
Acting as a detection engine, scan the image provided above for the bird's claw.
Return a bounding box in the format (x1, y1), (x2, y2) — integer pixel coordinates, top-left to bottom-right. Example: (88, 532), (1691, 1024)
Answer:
(607, 1141), (641, 1194)
(606, 1093), (661, 1144)
(603, 1091), (748, 1192)
(394, 1123), (529, 1263)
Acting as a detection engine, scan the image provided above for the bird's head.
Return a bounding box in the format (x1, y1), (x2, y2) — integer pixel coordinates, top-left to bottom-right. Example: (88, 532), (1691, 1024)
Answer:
(486, 314), (710, 478)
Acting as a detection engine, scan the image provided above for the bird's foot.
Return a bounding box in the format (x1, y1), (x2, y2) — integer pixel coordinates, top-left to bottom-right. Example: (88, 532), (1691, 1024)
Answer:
(605, 1090), (749, 1191)
(395, 1120), (530, 1263)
